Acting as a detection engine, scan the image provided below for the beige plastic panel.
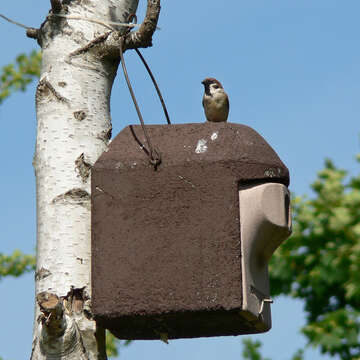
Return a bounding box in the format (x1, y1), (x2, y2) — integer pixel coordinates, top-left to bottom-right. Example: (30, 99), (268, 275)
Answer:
(239, 183), (292, 330)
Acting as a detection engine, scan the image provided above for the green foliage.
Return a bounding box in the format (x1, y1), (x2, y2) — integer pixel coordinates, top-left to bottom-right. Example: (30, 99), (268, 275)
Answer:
(242, 339), (271, 360)
(303, 309), (360, 358)
(291, 349), (304, 360)
(270, 157), (360, 359)
(0, 250), (35, 280)
(106, 331), (132, 358)
(106, 331), (120, 358)
(242, 339), (303, 360)
(0, 50), (41, 104)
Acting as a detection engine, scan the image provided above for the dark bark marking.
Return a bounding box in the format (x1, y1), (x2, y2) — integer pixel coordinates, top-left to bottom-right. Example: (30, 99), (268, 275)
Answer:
(52, 188), (90, 205)
(73, 110), (87, 120)
(75, 153), (92, 182)
(97, 127), (112, 141)
(36, 78), (69, 105)
(69, 31), (112, 58)
(35, 267), (52, 281)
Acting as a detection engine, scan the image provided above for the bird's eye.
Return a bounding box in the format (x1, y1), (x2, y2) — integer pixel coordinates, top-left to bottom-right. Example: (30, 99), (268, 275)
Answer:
(213, 85), (219, 89)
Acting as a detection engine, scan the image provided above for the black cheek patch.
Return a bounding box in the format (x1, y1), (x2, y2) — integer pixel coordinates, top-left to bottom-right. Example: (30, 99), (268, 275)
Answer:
(204, 85), (212, 97)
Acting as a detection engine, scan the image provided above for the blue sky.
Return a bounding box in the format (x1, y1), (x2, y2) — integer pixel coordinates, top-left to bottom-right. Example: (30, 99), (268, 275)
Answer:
(1, 1), (359, 359)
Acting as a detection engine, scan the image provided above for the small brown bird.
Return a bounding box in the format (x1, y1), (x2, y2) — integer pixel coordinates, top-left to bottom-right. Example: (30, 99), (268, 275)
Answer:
(201, 78), (229, 122)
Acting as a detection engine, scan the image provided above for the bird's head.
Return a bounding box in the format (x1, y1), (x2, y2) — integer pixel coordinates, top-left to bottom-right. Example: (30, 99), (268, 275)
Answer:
(202, 78), (224, 96)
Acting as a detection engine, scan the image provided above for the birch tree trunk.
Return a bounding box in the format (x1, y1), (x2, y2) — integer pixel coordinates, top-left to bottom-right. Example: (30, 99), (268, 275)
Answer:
(30, 1), (160, 358)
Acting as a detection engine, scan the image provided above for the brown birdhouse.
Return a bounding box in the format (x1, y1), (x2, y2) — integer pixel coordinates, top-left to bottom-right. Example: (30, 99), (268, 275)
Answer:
(91, 122), (291, 340)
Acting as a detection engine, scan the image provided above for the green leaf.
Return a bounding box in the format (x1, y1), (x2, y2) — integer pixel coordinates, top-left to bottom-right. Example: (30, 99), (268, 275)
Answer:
(0, 250), (35, 280)
(106, 331), (132, 358)
(291, 349), (304, 360)
(0, 50), (41, 104)
(302, 309), (360, 358)
(242, 339), (271, 360)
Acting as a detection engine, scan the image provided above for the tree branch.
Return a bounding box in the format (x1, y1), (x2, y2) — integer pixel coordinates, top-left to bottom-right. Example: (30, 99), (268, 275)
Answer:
(37, 292), (65, 336)
(124, 0), (161, 50)
(36, 290), (92, 358)
(26, 28), (40, 39)
(50, 0), (62, 14)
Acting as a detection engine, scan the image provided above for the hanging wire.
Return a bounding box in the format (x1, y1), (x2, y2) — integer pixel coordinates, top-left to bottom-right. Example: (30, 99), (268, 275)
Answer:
(118, 14), (172, 169)
(119, 38), (162, 168)
(126, 14), (170, 125)
(134, 48), (171, 125)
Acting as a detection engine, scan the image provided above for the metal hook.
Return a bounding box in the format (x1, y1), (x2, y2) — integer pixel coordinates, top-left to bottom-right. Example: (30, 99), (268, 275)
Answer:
(258, 298), (273, 316)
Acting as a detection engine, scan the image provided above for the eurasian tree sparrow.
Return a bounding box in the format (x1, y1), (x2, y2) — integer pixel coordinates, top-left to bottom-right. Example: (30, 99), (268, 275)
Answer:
(201, 78), (229, 122)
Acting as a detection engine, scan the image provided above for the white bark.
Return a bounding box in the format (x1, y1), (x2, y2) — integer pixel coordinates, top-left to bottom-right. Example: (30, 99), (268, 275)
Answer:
(31, 1), (139, 359)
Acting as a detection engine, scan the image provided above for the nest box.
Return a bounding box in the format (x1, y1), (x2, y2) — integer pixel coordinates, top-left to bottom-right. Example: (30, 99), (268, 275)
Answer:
(91, 122), (291, 340)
